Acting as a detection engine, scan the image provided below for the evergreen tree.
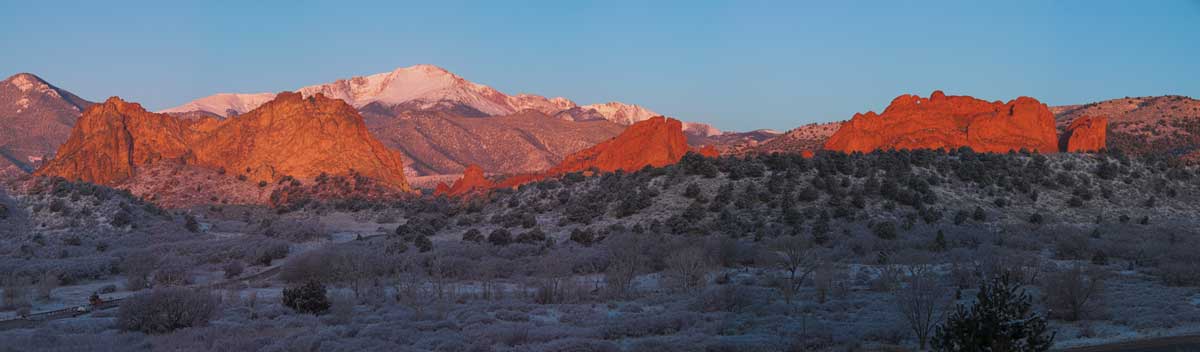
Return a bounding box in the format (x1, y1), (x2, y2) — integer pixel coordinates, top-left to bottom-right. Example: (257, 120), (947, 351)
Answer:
(932, 274), (1055, 352)
(282, 280), (331, 315)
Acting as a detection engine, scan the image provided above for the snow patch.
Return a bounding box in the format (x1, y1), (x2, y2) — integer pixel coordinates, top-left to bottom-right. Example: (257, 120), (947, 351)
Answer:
(10, 74), (37, 91)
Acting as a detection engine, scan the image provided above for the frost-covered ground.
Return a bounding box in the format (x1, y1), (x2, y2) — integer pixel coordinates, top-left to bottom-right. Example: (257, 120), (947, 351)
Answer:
(4, 152), (1200, 351)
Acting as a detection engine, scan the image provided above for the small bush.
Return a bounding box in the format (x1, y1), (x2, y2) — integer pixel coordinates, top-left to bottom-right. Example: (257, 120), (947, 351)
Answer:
(184, 215), (200, 232)
(117, 288), (218, 334)
(463, 228), (484, 243)
(223, 261), (244, 279)
(873, 221), (898, 240)
(570, 228), (596, 246)
(282, 280), (330, 315)
(414, 235), (433, 252)
(488, 228), (513, 246)
(110, 211), (132, 228)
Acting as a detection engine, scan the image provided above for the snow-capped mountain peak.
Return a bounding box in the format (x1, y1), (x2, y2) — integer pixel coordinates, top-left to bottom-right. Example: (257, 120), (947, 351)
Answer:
(160, 92), (276, 116)
(160, 65), (719, 136)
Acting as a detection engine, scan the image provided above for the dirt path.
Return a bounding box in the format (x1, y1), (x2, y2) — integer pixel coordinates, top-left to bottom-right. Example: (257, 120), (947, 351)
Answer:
(1062, 335), (1200, 352)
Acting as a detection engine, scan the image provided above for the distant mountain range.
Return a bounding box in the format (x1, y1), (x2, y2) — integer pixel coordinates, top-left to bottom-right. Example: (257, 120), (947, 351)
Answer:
(0, 73), (93, 177)
(159, 64), (731, 176)
(162, 65), (722, 136)
(3, 67), (1199, 192)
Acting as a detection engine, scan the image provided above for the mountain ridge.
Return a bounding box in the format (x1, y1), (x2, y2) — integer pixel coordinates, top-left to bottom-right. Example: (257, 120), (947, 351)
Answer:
(0, 73), (94, 176)
(160, 64), (723, 136)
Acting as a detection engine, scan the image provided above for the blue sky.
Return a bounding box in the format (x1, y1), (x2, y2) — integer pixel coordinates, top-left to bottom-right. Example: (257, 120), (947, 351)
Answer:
(2, 1), (1197, 131)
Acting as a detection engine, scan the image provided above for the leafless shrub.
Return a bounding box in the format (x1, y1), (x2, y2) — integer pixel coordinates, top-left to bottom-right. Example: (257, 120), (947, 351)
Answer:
(117, 288), (219, 334)
(663, 244), (712, 293)
(604, 234), (645, 299)
(766, 236), (824, 304)
(1043, 264), (1106, 321)
(35, 271), (60, 301)
(154, 262), (192, 287)
(280, 244), (390, 297)
(120, 251), (159, 291)
(326, 291), (355, 325)
(894, 265), (948, 350)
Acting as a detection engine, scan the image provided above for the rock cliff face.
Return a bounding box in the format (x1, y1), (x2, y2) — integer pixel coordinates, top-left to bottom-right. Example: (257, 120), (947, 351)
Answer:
(824, 91), (1059, 154)
(475, 116), (700, 190)
(35, 97), (193, 185)
(1062, 116), (1108, 152)
(547, 116), (692, 175)
(37, 92), (410, 192)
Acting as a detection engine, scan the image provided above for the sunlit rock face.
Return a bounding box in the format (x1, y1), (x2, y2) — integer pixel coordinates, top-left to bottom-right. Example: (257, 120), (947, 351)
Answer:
(37, 92), (411, 191)
(1063, 116), (1108, 152)
(824, 91), (1059, 154)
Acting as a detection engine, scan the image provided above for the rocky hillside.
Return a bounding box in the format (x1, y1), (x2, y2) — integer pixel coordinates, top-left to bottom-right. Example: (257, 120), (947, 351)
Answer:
(734, 122), (842, 155)
(825, 91), (1060, 154)
(367, 110), (626, 176)
(0, 73), (93, 177)
(688, 129), (782, 152)
(1053, 95), (1200, 158)
(36, 92), (411, 198)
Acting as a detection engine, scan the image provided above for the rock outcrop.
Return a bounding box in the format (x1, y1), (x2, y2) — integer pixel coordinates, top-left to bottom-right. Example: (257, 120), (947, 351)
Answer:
(434, 164), (494, 197)
(697, 145), (719, 158)
(546, 116), (692, 175)
(1061, 116), (1108, 152)
(824, 91), (1059, 154)
(482, 116), (700, 191)
(37, 92), (411, 192)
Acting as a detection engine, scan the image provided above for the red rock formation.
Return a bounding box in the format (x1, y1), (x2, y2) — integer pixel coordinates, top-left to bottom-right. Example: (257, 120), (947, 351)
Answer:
(696, 145), (719, 158)
(37, 92), (411, 192)
(35, 97), (193, 185)
(800, 150), (815, 158)
(1062, 116), (1107, 152)
(824, 91), (1059, 154)
(547, 116), (691, 175)
(434, 182), (451, 195)
(435, 164), (495, 197)
(490, 116), (693, 190)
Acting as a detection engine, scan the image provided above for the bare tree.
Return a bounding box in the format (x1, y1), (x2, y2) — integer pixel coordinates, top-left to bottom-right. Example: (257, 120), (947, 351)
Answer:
(664, 244), (712, 293)
(394, 257), (437, 318)
(534, 256), (574, 304)
(768, 236), (823, 304)
(813, 262), (846, 304)
(604, 234), (645, 299)
(1043, 264), (1106, 321)
(895, 265), (948, 350)
(35, 271), (60, 302)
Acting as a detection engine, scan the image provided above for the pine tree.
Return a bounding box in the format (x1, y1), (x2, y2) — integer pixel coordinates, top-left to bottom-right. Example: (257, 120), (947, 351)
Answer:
(932, 274), (1055, 351)
(933, 230), (948, 251)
